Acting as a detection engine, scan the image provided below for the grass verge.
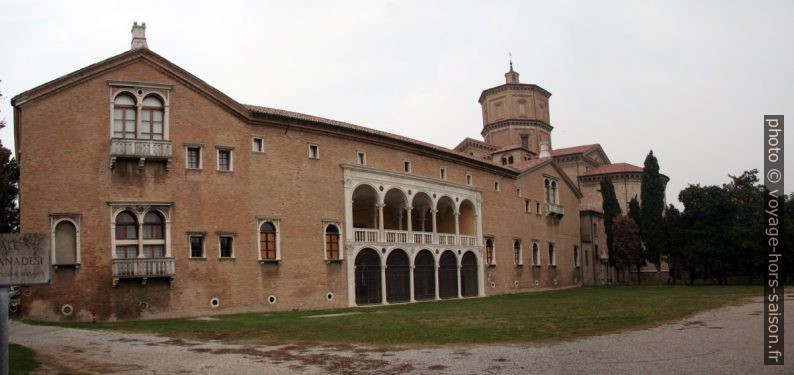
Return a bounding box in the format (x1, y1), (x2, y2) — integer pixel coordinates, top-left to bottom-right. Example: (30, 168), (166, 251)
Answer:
(28, 285), (758, 346)
(9, 343), (39, 375)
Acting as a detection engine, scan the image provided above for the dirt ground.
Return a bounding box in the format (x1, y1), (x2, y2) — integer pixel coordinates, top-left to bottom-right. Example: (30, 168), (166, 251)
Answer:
(9, 297), (794, 374)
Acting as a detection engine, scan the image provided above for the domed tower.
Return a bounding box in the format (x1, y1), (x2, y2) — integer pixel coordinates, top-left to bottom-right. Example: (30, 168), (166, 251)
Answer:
(478, 62), (553, 156)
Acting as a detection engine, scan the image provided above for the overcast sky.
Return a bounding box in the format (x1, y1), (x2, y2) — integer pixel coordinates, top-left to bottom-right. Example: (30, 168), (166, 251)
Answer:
(1, 0), (791, 206)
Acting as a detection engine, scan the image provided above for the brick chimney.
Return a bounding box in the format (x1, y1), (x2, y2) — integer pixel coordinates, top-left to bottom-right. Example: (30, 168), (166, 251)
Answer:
(131, 22), (148, 50)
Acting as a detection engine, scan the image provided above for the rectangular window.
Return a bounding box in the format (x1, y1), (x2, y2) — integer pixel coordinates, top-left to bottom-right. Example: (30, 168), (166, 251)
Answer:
(440, 167), (447, 180)
(516, 188), (522, 197)
(356, 151), (366, 165)
(536, 202), (542, 215)
(549, 243), (556, 266)
(219, 235), (234, 258)
(520, 134), (529, 149)
(494, 181), (500, 191)
(308, 144), (319, 159)
(532, 242), (540, 266)
(525, 199), (531, 213)
(252, 137), (264, 153)
(593, 222), (598, 238)
(466, 174), (472, 186)
(189, 235), (204, 258)
(574, 246), (580, 267)
(513, 240), (522, 266)
(404, 160), (412, 173)
(217, 149), (232, 171)
(187, 147), (202, 169)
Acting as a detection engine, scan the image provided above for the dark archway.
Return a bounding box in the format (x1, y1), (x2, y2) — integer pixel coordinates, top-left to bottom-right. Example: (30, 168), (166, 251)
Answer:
(386, 249), (410, 303)
(413, 250), (435, 301)
(355, 248), (381, 305)
(438, 251), (458, 299)
(461, 252), (478, 297)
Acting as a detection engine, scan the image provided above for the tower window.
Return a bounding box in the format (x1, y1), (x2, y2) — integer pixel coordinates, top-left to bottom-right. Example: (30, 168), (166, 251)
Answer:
(520, 134), (529, 149)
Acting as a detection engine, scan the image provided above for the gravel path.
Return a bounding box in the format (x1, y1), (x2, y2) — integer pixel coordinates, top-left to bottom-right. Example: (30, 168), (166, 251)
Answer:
(9, 297), (793, 374)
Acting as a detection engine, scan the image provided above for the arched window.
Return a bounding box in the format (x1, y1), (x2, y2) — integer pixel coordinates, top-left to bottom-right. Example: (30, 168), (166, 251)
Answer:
(551, 181), (558, 204)
(513, 240), (522, 266)
(141, 96), (164, 140)
(113, 94), (137, 139)
(548, 243), (556, 266)
(325, 224), (340, 260)
(508, 155), (514, 164)
(544, 179), (551, 203)
(485, 238), (495, 265)
(53, 220), (78, 265)
(142, 211), (165, 258)
(532, 242), (540, 265)
(260, 221), (277, 260)
(115, 211), (138, 258)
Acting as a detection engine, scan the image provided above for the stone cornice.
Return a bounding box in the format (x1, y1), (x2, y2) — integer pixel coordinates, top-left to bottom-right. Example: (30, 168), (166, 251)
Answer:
(478, 83), (552, 104)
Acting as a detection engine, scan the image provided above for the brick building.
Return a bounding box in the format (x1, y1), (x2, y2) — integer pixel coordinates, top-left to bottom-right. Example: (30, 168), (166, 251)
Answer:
(11, 24), (651, 321)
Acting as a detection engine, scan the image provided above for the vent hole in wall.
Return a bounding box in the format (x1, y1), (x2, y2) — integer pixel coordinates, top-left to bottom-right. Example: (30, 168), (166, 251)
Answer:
(268, 295), (277, 305)
(490, 281), (496, 288)
(210, 297), (220, 308)
(139, 302), (149, 311)
(61, 304), (73, 316)
(326, 292), (334, 301)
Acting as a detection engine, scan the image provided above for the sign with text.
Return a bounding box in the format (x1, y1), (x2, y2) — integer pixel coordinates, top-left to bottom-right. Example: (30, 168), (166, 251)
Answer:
(0, 234), (50, 287)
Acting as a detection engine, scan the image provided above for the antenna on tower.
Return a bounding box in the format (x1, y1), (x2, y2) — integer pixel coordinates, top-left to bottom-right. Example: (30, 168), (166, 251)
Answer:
(509, 52), (513, 72)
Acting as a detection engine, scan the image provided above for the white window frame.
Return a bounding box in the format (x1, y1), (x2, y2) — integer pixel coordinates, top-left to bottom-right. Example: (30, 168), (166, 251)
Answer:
(485, 237), (496, 266)
(532, 241), (540, 266)
(216, 147), (234, 172)
(494, 181), (500, 192)
(439, 167), (447, 180)
(513, 239), (523, 267)
(466, 173), (473, 186)
(536, 201), (542, 216)
(356, 151), (366, 165)
(218, 234), (235, 259)
(109, 204), (172, 260)
(252, 137), (264, 153)
(516, 188), (522, 197)
(108, 83), (171, 141)
(185, 144), (203, 170)
(525, 199), (531, 213)
(50, 215), (81, 267)
(404, 160), (412, 173)
(308, 143), (320, 159)
(188, 233), (206, 259)
(548, 242), (557, 267)
(323, 221), (344, 262)
(257, 217), (281, 262)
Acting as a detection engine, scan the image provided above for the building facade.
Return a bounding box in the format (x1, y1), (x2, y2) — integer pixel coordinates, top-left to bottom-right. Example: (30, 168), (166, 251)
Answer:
(12, 24), (650, 321)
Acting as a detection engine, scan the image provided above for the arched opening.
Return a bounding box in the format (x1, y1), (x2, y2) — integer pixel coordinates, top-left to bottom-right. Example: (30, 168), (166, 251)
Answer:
(54, 221), (77, 264)
(115, 210), (138, 258)
(413, 250), (435, 300)
(383, 189), (407, 230)
(485, 238), (494, 265)
(436, 196), (456, 234)
(141, 95), (164, 140)
(458, 200), (476, 236)
(460, 251), (478, 297)
(355, 248), (382, 304)
(551, 180), (558, 204)
(259, 222), (277, 260)
(438, 250), (458, 299)
(142, 211), (165, 258)
(352, 184), (379, 229)
(544, 179), (550, 203)
(410, 192), (433, 233)
(113, 94), (136, 139)
(386, 249), (410, 303)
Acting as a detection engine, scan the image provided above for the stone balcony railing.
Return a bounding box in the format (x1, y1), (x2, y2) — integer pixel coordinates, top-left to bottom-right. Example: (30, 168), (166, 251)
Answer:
(112, 257), (175, 287)
(354, 229), (478, 247)
(110, 138), (173, 170)
(546, 203), (565, 217)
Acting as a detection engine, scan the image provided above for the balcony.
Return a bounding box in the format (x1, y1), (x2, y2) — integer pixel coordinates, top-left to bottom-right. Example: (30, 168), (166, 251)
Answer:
(353, 229), (478, 247)
(110, 138), (173, 170)
(545, 203), (565, 217)
(112, 257), (175, 287)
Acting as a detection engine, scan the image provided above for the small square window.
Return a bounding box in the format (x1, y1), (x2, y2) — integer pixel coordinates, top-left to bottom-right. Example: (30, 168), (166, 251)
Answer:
(516, 188), (522, 197)
(494, 181), (500, 191)
(466, 174), (472, 186)
(404, 160), (412, 173)
(308, 144), (320, 159)
(189, 235), (204, 258)
(186, 147), (202, 169)
(217, 149), (232, 171)
(525, 199), (531, 213)
(440, 167), (447, 180)
(219, 235), (234, 258)
(252, 137), (264, 153)
(357, 151), (366, 165)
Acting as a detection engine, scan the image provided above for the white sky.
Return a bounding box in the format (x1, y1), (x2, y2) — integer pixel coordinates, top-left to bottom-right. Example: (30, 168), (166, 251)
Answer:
(1, 0), (792, 206)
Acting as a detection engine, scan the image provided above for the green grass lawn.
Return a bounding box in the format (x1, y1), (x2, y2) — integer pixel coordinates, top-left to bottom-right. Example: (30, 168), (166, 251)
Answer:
(30, 285), (758, 346)
(9, 343), (39, 375)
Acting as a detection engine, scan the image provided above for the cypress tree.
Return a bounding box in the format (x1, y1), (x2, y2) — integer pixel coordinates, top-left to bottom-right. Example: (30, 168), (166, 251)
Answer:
(600, 178), (622, 266)
(641, 150), (667, 270)
(628, 196), (641, 228)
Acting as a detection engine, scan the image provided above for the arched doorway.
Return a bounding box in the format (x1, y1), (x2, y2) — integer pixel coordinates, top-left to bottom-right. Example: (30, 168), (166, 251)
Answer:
(355, 248), (381, 304)
(386, 249), (410, 303)
(413, 250), (435, 300)
(460, 251), (478, 297)
(438, 251), (458, 299)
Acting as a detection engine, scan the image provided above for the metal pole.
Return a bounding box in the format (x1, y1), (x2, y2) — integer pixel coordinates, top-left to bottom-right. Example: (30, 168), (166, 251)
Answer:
(0, 287), (9, 375)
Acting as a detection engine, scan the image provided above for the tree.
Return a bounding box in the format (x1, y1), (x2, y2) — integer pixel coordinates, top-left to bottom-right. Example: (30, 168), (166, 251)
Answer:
(600, 178), (622, 279)
(628, 196), (641, 228)
(641, 150), (667, 271)
(612, 215), (645, 284)
(678, 184), (734, 284)
(0, 82), (19, 232)
(724, 170), (764, 282)
(663, 204), (685, 284)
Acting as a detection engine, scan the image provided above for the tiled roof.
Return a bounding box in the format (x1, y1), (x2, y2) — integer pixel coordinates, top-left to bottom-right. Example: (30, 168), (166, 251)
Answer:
(550, 144), (599, 157)
(581, 163), (643, 177)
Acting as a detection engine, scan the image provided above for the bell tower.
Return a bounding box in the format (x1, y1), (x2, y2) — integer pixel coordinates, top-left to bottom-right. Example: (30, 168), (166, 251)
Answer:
(478, 62), (553, 156)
